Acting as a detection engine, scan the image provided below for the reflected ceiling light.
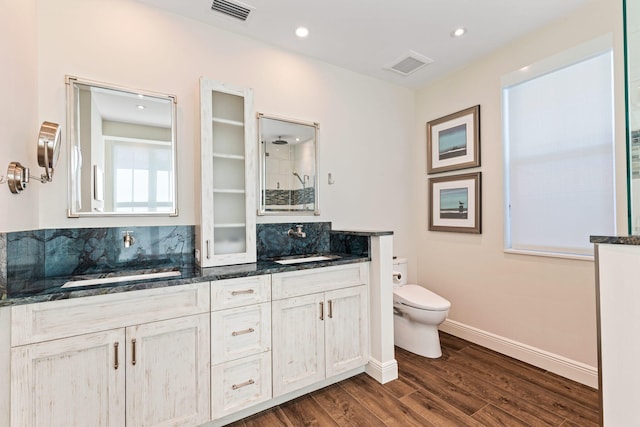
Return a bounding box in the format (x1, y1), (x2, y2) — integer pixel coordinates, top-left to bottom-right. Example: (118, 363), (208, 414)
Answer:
(450, 27), (467, 38)
(295, 26), (309, 38)
(136, 105), (145, 110)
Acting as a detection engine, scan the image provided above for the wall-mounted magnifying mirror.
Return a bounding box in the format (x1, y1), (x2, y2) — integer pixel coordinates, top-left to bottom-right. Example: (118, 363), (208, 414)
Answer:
(38, 121), (62, 182)
(258, 113), (319, 215)
(66, 76), (178, 217)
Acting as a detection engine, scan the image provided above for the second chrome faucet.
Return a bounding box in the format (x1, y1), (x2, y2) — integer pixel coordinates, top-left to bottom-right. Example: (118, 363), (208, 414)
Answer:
(288, 224), (306, 238)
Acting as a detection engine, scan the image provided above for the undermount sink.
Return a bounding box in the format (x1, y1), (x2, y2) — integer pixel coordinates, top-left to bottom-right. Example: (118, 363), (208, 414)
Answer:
(62, 270), (181, 289)
(274, 255), (339, 265)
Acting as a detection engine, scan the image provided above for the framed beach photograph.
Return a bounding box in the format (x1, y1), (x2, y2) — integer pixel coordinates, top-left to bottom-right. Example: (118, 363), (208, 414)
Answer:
(426, 105), (480, 174)
(429, 172), (481, 233)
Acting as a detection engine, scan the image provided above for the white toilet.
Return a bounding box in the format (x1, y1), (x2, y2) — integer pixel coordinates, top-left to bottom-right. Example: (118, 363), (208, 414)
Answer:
(392, 258), (451, 358)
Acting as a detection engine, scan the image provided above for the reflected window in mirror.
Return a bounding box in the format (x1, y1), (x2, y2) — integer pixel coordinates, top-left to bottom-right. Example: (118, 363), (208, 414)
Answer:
(66, 76), (178, 217)
(258, 113), (320, 215)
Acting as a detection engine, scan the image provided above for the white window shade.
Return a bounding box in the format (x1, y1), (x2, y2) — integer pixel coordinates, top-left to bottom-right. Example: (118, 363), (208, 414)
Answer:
(504, 48), (615, 256)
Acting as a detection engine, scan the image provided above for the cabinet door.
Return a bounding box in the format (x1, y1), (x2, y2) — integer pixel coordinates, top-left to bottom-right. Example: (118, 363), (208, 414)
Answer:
(11, 329), (126, 427)
(126, 314), (210, 427)
(272, 293), (325, 396)
(325, 285), (369, 377)
(199, 78), (256, 267)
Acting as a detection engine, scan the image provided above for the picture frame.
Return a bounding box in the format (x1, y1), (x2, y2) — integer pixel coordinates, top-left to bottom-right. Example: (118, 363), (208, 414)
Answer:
(429, 172), (481, 233)
(427, 105), (480, 174)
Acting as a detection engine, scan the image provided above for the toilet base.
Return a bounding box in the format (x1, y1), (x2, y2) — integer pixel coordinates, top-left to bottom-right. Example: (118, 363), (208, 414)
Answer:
(393, 311), (443, 358)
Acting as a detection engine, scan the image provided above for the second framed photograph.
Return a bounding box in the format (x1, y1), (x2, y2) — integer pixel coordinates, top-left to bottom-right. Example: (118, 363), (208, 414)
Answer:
(429, 172), (481, 234)
(426, 105), (480, 174)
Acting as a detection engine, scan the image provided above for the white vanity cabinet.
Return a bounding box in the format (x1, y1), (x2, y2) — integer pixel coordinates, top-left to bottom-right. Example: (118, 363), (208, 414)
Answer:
(9, 283), (211, 427)
(198, 78), (257, 267)
(210, 275), (272, 419)
(595, 242), (640, 426)
(271, 263), (369, 397)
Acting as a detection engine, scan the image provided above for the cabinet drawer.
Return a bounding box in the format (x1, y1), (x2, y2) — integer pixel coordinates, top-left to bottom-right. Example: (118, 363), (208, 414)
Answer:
(211, 302), (271, 364)
(211, 352), (272, 419)
(271, 263), (369, 300)
(11, 283), (210, 346)
(211, 275), (271, 310)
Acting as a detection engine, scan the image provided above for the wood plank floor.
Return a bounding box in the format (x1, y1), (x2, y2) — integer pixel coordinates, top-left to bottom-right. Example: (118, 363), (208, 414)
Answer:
(227, 333), (600, 426)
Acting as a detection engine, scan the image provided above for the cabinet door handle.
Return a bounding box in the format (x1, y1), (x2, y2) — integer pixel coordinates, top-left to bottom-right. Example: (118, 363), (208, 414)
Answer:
(232, 327), (255, 336)
(131, 338), (137, 365)
(328, 299), (333, 319)
(114, 342), (119, 370)
(231, 289), (255, 296)
(206, 240), (211, 259)
(319, 301), (324, 320)
(232, 379), (255, 390)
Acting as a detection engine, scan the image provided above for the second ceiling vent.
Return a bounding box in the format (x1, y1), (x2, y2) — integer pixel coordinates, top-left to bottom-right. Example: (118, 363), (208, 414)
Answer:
(211, 0), (253, 22)
(384, 51), (434, 76)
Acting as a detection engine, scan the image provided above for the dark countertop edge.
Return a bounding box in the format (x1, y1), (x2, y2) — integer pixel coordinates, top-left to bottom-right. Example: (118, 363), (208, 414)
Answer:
(330, 229), (394, 236)
(0, 254), (370, 307)
(590, 235), (640, 245)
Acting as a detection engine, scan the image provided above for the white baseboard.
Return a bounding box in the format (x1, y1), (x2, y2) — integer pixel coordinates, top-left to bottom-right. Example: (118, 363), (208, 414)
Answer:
(366, 357), (398, 384)
(440, 319), (598, 388)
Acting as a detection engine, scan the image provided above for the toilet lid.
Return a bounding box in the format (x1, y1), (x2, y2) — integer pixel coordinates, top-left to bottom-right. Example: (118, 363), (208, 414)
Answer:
(393, 284), (451, 311)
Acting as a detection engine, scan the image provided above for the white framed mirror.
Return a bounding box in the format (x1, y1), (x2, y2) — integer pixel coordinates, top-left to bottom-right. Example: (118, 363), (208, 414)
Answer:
(258, 113), (319, 215)
(626, 0), (640, 234)
(66, 76), (178, 217)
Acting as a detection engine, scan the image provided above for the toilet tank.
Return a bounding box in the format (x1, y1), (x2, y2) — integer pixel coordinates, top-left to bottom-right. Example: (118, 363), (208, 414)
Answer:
(392, 257), (408, 286)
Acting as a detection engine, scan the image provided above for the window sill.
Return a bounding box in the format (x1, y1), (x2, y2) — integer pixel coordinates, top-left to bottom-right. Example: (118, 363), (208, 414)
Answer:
(503, 248), (594, 262)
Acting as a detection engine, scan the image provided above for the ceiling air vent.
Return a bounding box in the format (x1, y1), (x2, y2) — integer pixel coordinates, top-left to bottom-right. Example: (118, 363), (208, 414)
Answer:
(211, 0), (253, 22)
(384, 51), (434, 76)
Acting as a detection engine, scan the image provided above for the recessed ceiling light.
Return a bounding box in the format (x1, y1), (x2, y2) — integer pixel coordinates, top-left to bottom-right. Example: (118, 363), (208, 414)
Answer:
(295, 26), (309, 38)
(450, 27), (467, 38)
(136, 105), (145, 110)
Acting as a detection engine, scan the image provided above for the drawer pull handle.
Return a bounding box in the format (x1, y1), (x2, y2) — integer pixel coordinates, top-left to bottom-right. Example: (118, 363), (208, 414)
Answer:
(328, 299), (333, 319)
(232, 379), (255, 390)
(319, 301), (324, 320)
(232, 328), (255, 336)
(231, 289), (255, 296)
(132, 338), (137, 365)
(114, 342), (119, 370)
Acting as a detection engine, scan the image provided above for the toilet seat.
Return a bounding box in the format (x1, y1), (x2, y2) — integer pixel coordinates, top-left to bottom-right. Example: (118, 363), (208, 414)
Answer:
(393, 284), (451, 311)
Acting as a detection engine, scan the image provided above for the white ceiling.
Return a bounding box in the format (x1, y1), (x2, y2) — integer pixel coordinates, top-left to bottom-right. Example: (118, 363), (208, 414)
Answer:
(134, 0), (595, 89)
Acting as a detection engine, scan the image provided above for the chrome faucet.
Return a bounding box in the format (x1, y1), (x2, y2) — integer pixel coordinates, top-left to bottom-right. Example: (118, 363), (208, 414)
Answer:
(123, 231), (135, 248)
(288, 224), (306, 238)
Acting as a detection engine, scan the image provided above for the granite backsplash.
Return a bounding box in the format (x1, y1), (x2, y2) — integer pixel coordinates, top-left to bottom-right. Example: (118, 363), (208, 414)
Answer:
(2, 226), (194, 298)
(1, 222), (372, 299)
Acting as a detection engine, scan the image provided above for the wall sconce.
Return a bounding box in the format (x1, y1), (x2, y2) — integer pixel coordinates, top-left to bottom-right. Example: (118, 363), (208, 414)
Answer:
(0, 122), (61, 194)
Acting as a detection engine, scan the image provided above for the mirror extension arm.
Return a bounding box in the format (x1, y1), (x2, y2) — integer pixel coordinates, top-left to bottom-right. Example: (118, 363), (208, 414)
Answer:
(1, 121), (61, 194)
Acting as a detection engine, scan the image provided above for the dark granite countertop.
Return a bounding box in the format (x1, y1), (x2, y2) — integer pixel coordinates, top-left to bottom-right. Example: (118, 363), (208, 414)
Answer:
(0, 252), (369, 307)
(590, 235), (640, 246)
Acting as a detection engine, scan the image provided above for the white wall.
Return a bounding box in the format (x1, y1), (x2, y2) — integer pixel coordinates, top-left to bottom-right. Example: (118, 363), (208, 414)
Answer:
(414, 0), (625, 369)
(33, 0), (415, 258)
(0, 0), (39, 232)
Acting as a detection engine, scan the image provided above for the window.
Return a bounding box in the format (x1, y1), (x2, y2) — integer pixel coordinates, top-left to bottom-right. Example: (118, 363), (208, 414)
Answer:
(503, 37), (616, 258)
